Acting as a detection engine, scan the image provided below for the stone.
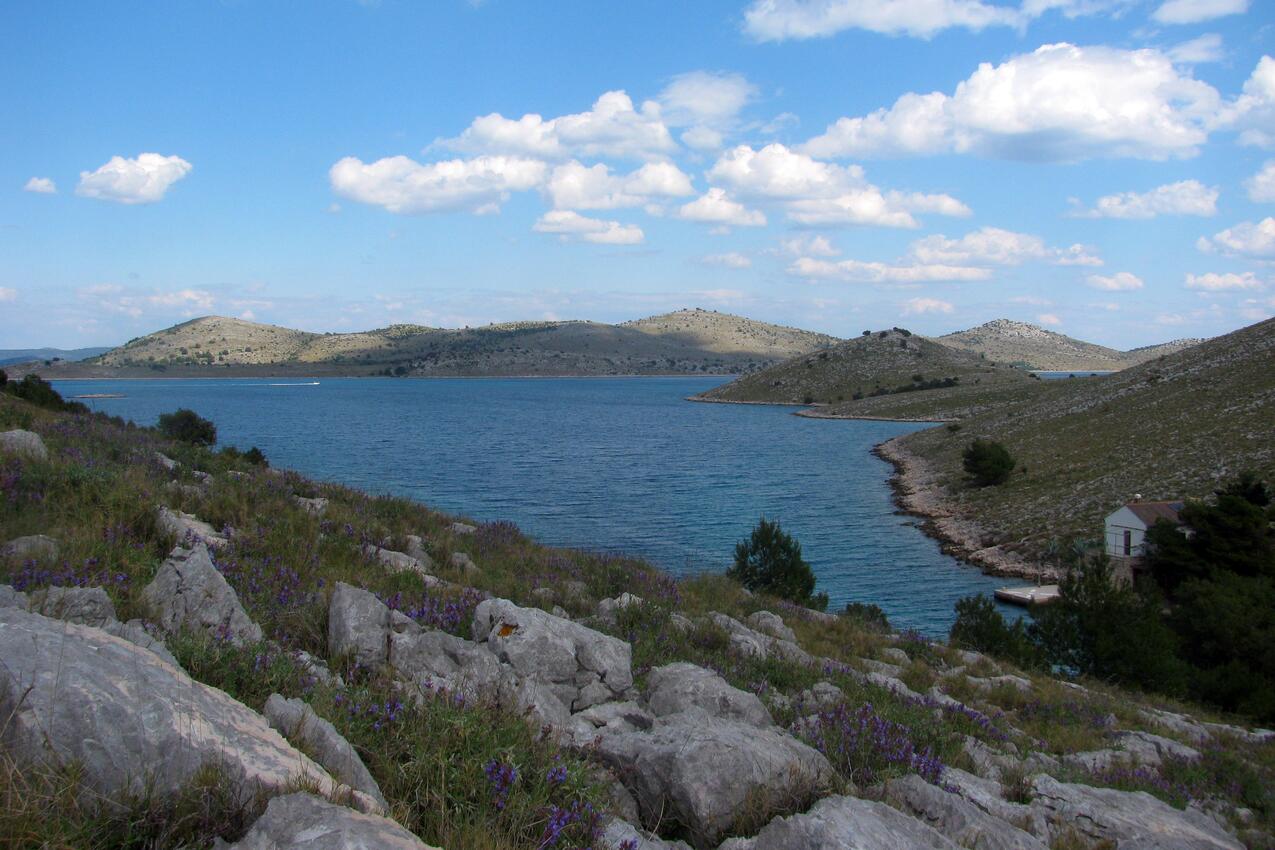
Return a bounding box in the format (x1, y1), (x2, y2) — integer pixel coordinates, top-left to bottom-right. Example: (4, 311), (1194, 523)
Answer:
(328, 582), (390, 667)
(28, 586), (116, 628)
(595, 708), (835, 848)
(388, 627), (504, 695)
(224, 792), (438, 850)
(447, 551), (476, 577)
(448, 521), (476, 535)
(860, 658), (905, 677)
(600, 818), (693, 850)
(294, 649), (343, 688)
(794, 681), (844, 712)
(1029, 775), (1243, 849)
(867, 671), (924, 701)
(362, 545), (439, 585)
(0, 608), (342, 806)
(294, 495), (328, 516)
(885, 774), (1048, 850)
(880, 646), (911, 665)
(709, 612), (771, 658)
(968, 675), (1033, 695)
(0, 429), (47, 462)
(143, 543), (263, 646)
(571, 701), (656, 748)
(745, 794), (959, 850)
(744, 610), (796, 643)
(156, 506), (229, 549)
(941, 767), (1045, 838)
(154, 451), (179, 471)
(165, 481), (205, 501)
(645, 662), (772, 728)
(403, 535), (433, 566)
(263, 694), (388, 812)
(0, 585), (29, 610)
(102, 619), (180, 668)
(596, 592), (644, 625)
(1, 534), (59, 562)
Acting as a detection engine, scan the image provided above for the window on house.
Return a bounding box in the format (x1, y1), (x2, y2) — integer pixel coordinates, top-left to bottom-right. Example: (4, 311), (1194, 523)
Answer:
(1123, 529), (1132, 556)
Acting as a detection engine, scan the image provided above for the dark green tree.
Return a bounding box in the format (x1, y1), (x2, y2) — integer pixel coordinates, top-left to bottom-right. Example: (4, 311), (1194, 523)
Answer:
(728, 517), (828, 610)
(962, 439), (1015, 487)
(949, 595), (1041, 669)
(158, 408), (217, 447)
(243, 446), (269, 467)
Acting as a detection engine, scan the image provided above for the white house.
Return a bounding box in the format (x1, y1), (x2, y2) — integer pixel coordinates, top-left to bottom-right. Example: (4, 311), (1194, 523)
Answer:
(1104, 501), (1185, 568)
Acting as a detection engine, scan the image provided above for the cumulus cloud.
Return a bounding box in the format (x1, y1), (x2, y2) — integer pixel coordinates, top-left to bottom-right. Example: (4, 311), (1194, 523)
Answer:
(1197, 217), (1275, 258)
(1076, 180), (1218, 219)
(910, 226), (1102, 266)
(78, 284), (216, 318)
(1185, 271), (1264, 290)
(1221, 56), (1275, 149)
(902, 297), (954, 315)
(678, 188), (767, 227)
(1247, 161), (1275, 203)
(1167, 33), (1225, 65)
(23, 177), (56, 194)
(779, 234), (839, 256)
(1037, 313), (1063, 326)
(701, 252), (753, 268)
(329, 155), (546, 214)
(657, 71), (757, 150)
(1087, 272), (1145, 290)
(789, 256), (990, 283)
(532, 210), (644, 244)
(440, 91), (675, 161)
(544, 160), (694, 210)
(1152, 0), (1248, 24)
(76, 153), (192, 204)
(802, 44), (1221, 162)
(0, 287), (16, 302)
(742, 0), (1023, 41)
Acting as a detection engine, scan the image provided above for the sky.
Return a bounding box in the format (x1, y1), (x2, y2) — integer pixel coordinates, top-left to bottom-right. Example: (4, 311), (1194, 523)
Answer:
(2, 0), (1273, 350)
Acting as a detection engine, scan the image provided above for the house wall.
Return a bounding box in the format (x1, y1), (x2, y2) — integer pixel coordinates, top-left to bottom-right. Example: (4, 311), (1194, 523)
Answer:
(1104, 506), (1148, 560)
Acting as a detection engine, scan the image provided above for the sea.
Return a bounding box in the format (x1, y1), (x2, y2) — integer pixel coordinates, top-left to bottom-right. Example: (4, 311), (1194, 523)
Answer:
(53, 376), (1020, 635)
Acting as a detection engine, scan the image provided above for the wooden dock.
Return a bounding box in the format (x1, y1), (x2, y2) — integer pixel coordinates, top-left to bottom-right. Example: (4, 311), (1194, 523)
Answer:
(994, 584), (1061, 607)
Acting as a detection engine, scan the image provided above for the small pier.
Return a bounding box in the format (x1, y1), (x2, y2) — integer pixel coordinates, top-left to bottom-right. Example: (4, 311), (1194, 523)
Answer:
(994, 584), (1060, 607)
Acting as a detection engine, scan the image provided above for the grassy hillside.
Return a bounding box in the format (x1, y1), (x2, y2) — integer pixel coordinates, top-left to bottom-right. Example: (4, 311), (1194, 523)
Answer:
(936, 319), (1203, 371)
(696, 327), (1031, 406)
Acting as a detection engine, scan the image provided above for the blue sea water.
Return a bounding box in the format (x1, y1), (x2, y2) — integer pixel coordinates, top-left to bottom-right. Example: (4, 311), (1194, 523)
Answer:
(53, 376), (1018, 634)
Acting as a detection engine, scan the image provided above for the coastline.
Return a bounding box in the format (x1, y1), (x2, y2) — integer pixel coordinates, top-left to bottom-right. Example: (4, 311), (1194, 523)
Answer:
(873, 435), (1056, 582)
(684, 394), (809, 407)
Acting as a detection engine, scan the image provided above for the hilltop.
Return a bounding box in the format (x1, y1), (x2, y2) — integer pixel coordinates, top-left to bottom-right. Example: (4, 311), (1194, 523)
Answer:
(695, 327), (1033, 407)
(0, 346), (112, 366)
(47, 309), (838, 379)
(937, 319), (1203, 371)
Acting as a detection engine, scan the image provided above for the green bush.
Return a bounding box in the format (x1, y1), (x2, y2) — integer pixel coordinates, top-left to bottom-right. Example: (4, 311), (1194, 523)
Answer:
(243, 446), (268, 467)
(949, 595), (1040, 669)
(158, 408), (217, 447)
(962, 439), (1015, 487)
(842, 601), (890, 631)
(4, 374), (86, 414)
(727, 517), (828, 610)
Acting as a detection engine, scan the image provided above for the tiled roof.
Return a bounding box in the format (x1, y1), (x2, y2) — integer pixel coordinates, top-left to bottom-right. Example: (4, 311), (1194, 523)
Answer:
(1125, 501), (1184, 526)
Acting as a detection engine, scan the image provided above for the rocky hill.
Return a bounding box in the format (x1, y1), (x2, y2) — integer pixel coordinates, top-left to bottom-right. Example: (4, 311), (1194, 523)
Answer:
(936, 319), (1203, 371)
(61, 309), (838, 378)
(0, 346), (112, 366)
(695, 327), (1033, 406)
(2, 390), (1272, 849)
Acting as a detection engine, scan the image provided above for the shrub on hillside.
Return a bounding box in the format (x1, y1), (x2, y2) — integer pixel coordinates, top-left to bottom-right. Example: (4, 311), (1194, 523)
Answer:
(963, 439), (1015, 487)
(843, 601), (890, 631)
(949, 595), (1040, 670)
(158, 408), (217, 447)
(728, 517), (828, 611)
(0, 369), (6, 388)
(4, 374), (86, 414)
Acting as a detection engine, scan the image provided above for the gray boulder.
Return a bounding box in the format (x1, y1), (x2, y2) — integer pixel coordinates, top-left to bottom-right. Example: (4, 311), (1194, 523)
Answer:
(941, 768), (1045, 838)
(968, 675), (1033, 695)
(601, 818), (693, 850)
(403, 534), (432, 566)
(389, 627), (504, 696)
(448, 521), (476, 535)
(0, 429), (47, 461)
(329, 582), (391, 667)
(294, 496), (328, 516)
(571, 700), (655, 745)
(154, 450), (179, 471)
(596, 592), (644, 625)
(744, 610), (796, 643)
(708, 612), (810, 664)
(101, 619), (180, 668)
(644, 662), (772, 728)
(794, 681), (845, 711)
(0, 608), (342, 806)
(880, 646), (912, 665)
(263, 694), (388, 812)
(28, 586), (116, 627)
(744, 795), (959, 850)
(143, 543), (263, 646)
(1029, 775), (1243, 849)
(596, 708), (835, 848)
(362, 545), (439, 586)
(0, 585), (28, 610)
(225, 792), (439, 850)
(156, 506), (229, 548)
(1, 534), (59, 562)
(447, 551), (476, 577)
(885, 774), (1048, 850)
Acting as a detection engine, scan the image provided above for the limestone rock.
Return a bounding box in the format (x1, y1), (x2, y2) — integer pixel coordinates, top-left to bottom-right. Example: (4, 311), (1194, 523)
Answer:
(0, 608), (340, 806)
(0, 585), (29, 610)
(795, 681), (844, 712)
(596, 592), (643, 625)
(941, 767), (1045, 838)
(708, 612), (809, 664)
(362, 545), (439, 586)
(885, 774), (1048, 850)
(154, 451), (179, 471)
(101, 619), (180, 668)
(447, 551), (476, 577)
(744, 610), (796, 643)
(225, 792), (438, 850)
(744, 794), (959, 850)
(28, 586), (116, 627)
(388, 627), (504, 696)
(968, 675), (1033, 695)
(645, 662), (772, 728)
(329, 582), (390, 667)
(156, 506), (229, 549)
(601, 818), (693, 850)
(1, 534), (59, 562)
(448, 521), (476, 535)
(880, 646), (912, 665)
(867, 671), (924, 701)
(263, 694), (388, 812)
(0, 429), (47, 462)
(143, 543), (262, 646)
(294, 496), (328, 516)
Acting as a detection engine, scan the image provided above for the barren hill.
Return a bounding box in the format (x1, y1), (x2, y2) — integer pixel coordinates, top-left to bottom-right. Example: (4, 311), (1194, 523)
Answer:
(935, 319), (1203, 371)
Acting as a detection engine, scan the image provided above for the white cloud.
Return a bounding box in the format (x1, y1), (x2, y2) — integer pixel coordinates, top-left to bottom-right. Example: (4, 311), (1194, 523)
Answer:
(76, 153), (192, 204)
(790, 256), (990, 283)
(440, 90), (675, 160)
(544, 160), (693, 210)
(23, 177), (56, 194)
(1222, 56), (1275, 149)
(1185, 271), (1264, 290)
(1152, 0), (1248, 24)
(657, 71), (757, 150)
(902, 297), (954, 315)
(0, 287), (16, 302)
(910, 226), (1101, 266)
(742, 0), (1023, 41)
(1087, 272), (1145, 290)
(329, 155), (546, 214)
(1246, 161), (1275, 202)
(1156, 313), (1187, 325)
(786, 188), (969, 228)
(678, 188), (767, 227)
(779, 234), (839, 256)
(802, 44), (1221, 162)
(78, 285), (217, 318)
(1198, 217), (1275, 258)
(1053, 244), (1104, 266)
(702, 252), (753, 269)
(532, 210), (644, 244)
(1037, 313), (1063, 326)
(1011, 295), (1053, 306)
(1076, 180), (1218, 218)
(1167, 33), (1224, 65)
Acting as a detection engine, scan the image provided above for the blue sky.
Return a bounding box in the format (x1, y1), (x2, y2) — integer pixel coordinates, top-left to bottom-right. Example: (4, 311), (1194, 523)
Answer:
(2, 0), (1273, 349)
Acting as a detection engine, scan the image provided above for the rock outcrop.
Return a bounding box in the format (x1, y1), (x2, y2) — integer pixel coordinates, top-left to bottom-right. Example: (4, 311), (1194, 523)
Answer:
(0, 429), (48, 461)
(225, 792), (438, 850)
(730, 794), (959, 850)
(156, 505), (230, 548)
(143, 542), (263, 646)
(885, 774), (1047, 850)
(645, 662), (772, 728)
(0, 534), (59, 562)
(27, 585), (117, 627)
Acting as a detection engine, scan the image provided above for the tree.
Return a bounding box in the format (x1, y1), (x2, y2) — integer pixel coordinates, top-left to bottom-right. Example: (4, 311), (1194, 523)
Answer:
(728, 517), (828, 610)
(243, 446), (269, 467)
(949, 595), (1040, 669)
(963, 439), (1015, 487)
(158, 409), (217, 447)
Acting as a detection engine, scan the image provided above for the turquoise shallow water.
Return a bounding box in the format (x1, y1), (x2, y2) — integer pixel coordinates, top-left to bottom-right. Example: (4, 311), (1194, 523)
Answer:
(53, 376), (1017, 635)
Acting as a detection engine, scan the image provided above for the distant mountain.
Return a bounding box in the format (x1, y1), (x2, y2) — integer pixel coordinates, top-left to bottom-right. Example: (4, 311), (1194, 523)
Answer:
(935, 319), (1204, 371)
(0, 346), (112, 366)
(695, 327), (1031, 405)
(57, 309), (838, 378)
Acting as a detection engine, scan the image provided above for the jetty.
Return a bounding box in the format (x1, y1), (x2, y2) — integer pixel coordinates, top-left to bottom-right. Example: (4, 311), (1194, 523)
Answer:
(994, 584), (1060, 606)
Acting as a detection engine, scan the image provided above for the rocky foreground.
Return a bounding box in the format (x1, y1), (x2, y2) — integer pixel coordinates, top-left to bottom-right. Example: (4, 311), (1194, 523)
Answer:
(2, 411), (1274, 849)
